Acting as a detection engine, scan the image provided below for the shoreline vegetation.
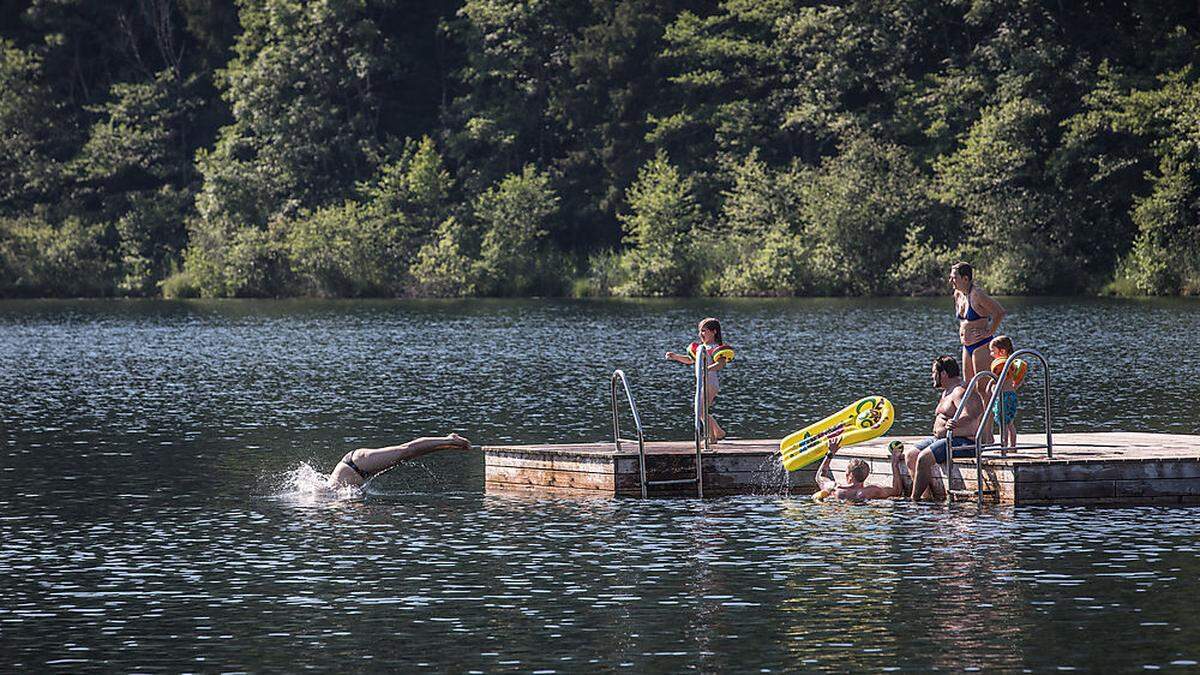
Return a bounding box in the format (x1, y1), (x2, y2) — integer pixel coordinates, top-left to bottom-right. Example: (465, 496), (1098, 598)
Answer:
(2, 2), (1199, 300)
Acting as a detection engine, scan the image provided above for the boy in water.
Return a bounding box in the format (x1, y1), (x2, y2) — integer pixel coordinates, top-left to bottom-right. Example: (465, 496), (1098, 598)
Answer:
(813, 437), (906, 501)
(984, 335), (1026, 448)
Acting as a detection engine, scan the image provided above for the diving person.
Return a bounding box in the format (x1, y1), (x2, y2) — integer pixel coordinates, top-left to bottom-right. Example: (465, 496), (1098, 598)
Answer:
(326, 434), (474, 488)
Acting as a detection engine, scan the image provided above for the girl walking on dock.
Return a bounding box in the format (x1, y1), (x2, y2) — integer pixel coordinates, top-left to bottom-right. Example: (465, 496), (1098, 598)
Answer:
(666, 317), (734, 442)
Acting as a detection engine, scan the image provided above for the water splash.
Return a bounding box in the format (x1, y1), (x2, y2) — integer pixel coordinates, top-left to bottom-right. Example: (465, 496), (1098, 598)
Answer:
(750, 453), (793, 496)
(262, 459), (457, 505)
(267, 461), (362, 503)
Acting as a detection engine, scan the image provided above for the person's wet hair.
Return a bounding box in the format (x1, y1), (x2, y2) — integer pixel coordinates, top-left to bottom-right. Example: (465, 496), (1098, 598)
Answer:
(847, 458), (870, 483)
(951, 261), (973, 280)
(699, 317), (723, 344)
(934, 355), (960, 378)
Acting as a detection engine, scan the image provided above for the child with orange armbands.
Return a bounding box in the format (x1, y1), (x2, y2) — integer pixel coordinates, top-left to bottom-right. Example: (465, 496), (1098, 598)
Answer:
(665, 317), (734, 442)
(983, 335), (1027, 448)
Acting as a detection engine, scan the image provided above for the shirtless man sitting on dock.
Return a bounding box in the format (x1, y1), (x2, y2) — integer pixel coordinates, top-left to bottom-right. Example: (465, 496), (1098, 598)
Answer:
(904, 356), (986, 501)
(813, 437), (906, 501)
(326, 434), (473, 488)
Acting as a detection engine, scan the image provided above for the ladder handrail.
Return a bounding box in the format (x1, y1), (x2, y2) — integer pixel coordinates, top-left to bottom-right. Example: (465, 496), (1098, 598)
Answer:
(611, 369), (648, 497)
(945, 370), (996, 503)
(943, 349), (1055, 505)
(975, 348), (1053, 456)
(973, 348), (1054, 505)
(691, 344), (708, 497)
(694, 342), (710, 446)
(612, 366), (704, 498)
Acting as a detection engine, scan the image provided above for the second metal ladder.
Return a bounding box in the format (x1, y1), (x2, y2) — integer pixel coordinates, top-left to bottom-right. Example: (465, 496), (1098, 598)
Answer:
(945, 348), (1054, 505)
(611, 346), (709, 498)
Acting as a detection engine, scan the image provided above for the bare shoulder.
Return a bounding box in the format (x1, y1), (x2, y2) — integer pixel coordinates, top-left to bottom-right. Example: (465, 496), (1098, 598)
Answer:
(975, 286), (1004, 309)
(864, 486), (896, 500)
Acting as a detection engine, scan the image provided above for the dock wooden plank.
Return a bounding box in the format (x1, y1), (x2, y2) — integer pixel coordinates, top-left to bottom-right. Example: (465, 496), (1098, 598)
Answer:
(1013, 479), (1118, 502)
(1115, 476), (1200, 498)
(487, 464), (615, 492)
(487, 452), (617, 475)
(483, 433), (1200, 505)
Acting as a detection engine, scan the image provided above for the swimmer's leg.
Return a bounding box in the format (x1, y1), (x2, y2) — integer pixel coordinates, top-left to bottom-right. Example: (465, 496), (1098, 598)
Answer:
(354, 434), (473, 475)
(328, 434), (472, 487)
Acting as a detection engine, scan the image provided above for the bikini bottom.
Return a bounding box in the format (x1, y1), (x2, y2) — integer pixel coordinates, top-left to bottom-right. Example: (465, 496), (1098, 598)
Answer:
(340, 454), (370, 480)
(964, 335), (993, 355)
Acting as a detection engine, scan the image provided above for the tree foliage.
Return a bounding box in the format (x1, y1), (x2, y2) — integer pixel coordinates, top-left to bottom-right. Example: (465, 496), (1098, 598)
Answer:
(474, 164), (560, 296)
(616, 150), (702, 296)
(3, 0), (1200, 297)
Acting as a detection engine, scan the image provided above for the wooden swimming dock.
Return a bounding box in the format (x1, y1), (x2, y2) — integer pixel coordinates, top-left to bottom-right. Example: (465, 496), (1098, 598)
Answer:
(483, 433), (1200, 505)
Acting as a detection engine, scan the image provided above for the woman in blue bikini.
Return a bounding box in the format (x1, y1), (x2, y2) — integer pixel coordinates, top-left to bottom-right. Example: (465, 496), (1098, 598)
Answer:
(950, 262), (1005, 383)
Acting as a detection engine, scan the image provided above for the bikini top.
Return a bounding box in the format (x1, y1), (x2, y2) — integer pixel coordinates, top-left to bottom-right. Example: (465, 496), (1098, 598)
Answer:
(956, 288), (983, 322)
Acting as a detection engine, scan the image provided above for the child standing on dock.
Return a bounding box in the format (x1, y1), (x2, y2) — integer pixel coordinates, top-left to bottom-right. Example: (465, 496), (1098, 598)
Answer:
(984, 335), (1027, 448)
(666, 317), (734, 442)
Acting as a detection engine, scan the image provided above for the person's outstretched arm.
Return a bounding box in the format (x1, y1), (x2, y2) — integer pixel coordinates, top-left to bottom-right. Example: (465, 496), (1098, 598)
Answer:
(665, 351), (694, 365)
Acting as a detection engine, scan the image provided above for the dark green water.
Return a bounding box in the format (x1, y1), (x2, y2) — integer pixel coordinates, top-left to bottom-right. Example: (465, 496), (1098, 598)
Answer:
(2, 297), (1198, 671)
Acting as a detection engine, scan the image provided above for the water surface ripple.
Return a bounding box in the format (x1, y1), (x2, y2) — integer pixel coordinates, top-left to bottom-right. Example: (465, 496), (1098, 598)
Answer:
(2, 297), (1198, 670)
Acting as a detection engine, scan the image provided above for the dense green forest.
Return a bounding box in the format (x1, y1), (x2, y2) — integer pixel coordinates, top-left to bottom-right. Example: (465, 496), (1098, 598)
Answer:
(1, 0), (1198, 298)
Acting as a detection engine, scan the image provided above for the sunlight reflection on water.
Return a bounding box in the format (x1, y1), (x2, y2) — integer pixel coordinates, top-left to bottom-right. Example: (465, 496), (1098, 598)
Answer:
(1, 297), (1199, 670)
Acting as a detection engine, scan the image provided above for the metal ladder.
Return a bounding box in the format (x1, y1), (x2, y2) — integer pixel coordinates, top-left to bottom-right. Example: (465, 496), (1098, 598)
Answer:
(945, 348), (1054, 505)
(610, 346), (708, 498)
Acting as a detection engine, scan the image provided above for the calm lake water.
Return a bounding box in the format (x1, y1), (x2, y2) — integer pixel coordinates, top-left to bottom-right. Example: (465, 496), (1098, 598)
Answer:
(2, 297), (1199, 671)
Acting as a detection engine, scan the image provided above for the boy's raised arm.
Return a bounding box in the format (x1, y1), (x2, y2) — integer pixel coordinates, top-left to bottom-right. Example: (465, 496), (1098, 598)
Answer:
(815, 437), (841, 493)
(883, 447), (905, 498)
(815, 455), (837, 493)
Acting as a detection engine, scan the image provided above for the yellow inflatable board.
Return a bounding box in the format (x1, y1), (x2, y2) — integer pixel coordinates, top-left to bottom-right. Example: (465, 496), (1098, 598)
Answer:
(781, 396), (895, 472)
